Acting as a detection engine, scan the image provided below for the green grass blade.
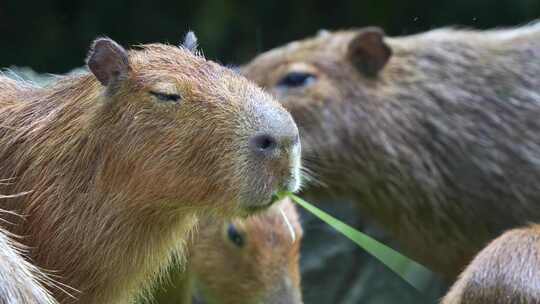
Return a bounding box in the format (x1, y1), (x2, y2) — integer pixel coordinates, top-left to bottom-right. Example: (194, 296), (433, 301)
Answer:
(289, 194), (435, 293)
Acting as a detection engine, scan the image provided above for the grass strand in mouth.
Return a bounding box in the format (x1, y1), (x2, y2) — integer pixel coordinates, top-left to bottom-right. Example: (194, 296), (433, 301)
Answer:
(286, 193), (435, 293)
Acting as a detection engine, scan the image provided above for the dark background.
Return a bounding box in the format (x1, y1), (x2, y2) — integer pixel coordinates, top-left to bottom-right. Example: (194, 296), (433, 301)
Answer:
(2, 0), (539, 73)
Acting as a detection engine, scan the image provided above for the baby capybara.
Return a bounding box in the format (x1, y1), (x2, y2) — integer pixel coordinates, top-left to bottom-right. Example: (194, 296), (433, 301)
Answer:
(0, 33), (301, 303)
(154, 198), (303, 304)
(190, 198), (303, 304)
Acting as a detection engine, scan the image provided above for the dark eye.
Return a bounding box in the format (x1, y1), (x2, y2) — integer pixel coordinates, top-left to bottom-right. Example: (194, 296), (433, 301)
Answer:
(150, 91), (182, 102)
(277, 72), (317, 88)
(227, 224), (244, 247)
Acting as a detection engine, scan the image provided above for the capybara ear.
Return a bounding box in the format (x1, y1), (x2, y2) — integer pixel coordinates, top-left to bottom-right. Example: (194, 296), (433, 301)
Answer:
(87, 38), (130, 88)
(347, 27), (392, 77)
(180, 31), (198, 53)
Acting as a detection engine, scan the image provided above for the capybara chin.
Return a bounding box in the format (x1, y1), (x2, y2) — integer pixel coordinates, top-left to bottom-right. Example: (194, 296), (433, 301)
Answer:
(0, 32), (300, 303)
(243, 23), (540, 280)
(189, 198), (303, 304)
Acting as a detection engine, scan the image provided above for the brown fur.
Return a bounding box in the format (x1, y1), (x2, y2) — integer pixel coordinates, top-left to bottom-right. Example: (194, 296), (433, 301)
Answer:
(243, 23), (540, 280)
(0, 37), (299, 303)
(442, 224), (540, 304)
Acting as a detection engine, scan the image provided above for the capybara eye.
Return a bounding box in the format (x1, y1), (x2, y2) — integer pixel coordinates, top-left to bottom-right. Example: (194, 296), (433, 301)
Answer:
(227, 224), (245, 247)
(149, 91), (182, 102)
(277, 72), (317, 88)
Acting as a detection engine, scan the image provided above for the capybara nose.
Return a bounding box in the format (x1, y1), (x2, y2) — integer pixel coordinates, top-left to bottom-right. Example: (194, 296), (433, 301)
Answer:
(247, 97), (299, 160)
(249, 131), (299, 158)
(246, 101), (301, 195)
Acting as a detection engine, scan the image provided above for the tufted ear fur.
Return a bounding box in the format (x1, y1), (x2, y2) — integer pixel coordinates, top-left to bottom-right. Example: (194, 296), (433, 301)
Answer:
(347, 27), (392, 77)
(87, 38), (130, 88)
(180, 31), (199, 53)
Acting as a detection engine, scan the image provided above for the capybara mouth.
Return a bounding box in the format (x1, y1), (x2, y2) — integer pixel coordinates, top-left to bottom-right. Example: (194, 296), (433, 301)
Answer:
(283, 172), (301, 193)
(255, 192), (278, 210)
(241, 191), (283, 216)
(240, 129), (301, 216)
(242, 203), (273, 215)
(256, 166), (300, 211)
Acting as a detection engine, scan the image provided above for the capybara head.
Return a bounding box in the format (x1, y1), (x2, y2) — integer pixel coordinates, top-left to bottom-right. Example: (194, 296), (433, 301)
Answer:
(82, 33), (301, 216)
(190, 198), (303, 304)
(0, 33), (302, 303)
(242, 28), (391, 185)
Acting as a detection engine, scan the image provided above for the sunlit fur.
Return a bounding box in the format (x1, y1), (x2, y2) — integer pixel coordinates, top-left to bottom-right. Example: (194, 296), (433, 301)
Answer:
(0, 39), (297, 303)
(243, 22), (540, 280)
(0, 205), (57, 304)
(189, 198), (303, 304)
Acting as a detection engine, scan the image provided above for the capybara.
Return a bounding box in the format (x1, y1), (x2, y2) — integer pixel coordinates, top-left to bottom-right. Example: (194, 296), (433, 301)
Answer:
(190, 198), (303, 304)
(0, 32), (301, 303)
(242, 23), (540, 280)
(153, 198), (303, 304)
(442, 224), (540, 304)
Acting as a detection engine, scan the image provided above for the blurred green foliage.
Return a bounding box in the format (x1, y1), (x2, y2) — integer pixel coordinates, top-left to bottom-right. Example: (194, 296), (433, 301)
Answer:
(1, 0), (539, 73)
(290, 195), (434, 295)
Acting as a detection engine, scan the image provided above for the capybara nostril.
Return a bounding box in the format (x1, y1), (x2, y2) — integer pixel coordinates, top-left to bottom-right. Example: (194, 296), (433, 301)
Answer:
(249, 129), (300, 159)
(250, 133), (278, 156)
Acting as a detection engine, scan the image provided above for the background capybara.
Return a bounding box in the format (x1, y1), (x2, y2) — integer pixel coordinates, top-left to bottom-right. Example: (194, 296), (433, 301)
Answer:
(154, 198), (303, 304)
(442, 224), (540, 304)
(242, 23), (540, 281)
(0, 34), (300, 303)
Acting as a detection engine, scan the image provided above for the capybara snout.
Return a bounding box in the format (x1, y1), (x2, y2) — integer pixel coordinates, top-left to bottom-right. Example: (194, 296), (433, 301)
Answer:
(244, 97), (301, 208)
(247, 110), (299, 160)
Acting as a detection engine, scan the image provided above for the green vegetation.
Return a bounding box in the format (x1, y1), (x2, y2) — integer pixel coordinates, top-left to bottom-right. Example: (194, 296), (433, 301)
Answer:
(290, 194), (434, 293)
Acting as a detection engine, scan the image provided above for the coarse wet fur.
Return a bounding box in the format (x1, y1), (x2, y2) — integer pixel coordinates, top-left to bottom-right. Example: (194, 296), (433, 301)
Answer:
(243, 22), (540, 280)
(153, 198), (303, 304)
(0, 34), (300, 303)
(442, 224), (540, 304)
(0, 199), (57, 304)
